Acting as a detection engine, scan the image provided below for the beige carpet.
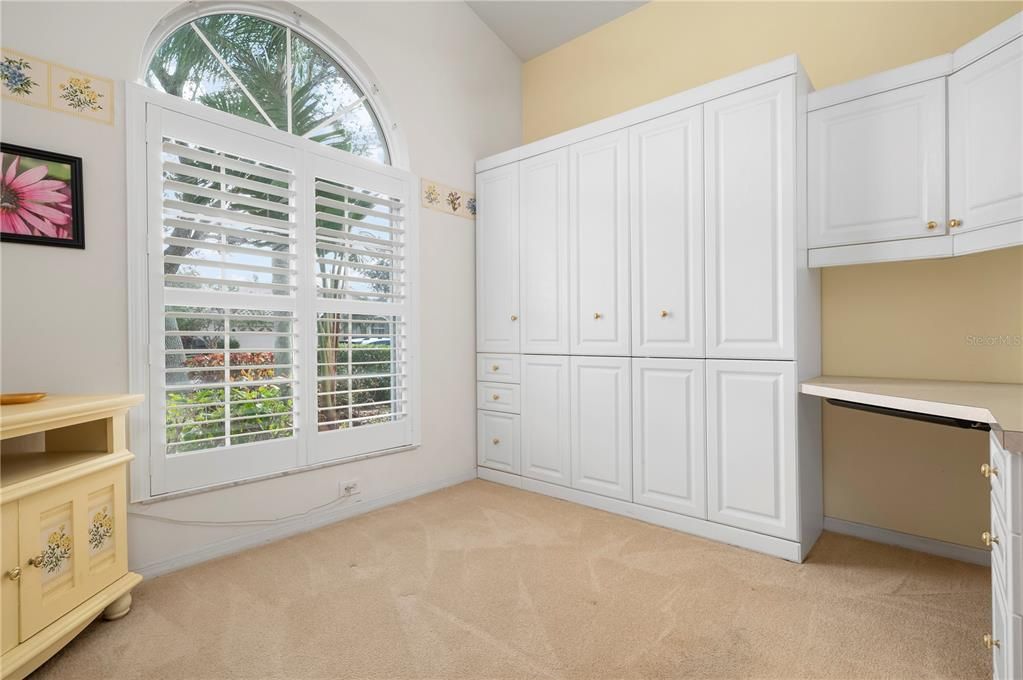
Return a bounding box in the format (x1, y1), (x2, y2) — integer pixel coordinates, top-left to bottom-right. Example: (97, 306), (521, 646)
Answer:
(32, 479), (992, 679)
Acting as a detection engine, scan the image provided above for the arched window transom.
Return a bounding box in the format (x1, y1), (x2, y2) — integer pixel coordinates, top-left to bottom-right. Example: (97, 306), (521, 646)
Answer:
(146, 12), (390, 164)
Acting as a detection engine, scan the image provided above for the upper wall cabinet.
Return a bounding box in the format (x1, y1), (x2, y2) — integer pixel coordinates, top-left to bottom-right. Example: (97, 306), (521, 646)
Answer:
(808, 78), (947, 248)
(630, 107), (705, 358)
(569, 130), (631, 356)
(949, 37), (1023, 235)
(476, 165), (519, 353)
(520, 149), (570, 354)
(705, 78), (795, 361)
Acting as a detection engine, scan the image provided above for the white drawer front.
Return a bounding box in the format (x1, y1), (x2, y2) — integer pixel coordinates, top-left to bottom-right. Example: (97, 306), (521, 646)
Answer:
(990, 435), (1019, 534)
(477, 411), (520, 474)
(477, 382), (521, 414)
(477, 354), (520, 383)
(991, 498), (1010, 600)
(994, 579), (1009, 680)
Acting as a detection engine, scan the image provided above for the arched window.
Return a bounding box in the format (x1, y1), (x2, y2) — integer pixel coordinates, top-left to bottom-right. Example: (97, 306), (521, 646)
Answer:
(145, 12), (391, 164)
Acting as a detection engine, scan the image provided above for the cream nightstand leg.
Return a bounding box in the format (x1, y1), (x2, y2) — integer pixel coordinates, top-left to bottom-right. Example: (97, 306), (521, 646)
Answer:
(101, 591), (132, 621)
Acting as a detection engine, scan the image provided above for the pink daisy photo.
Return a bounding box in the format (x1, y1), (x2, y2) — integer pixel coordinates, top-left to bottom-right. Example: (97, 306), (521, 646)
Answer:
(1, 143), (83, 248)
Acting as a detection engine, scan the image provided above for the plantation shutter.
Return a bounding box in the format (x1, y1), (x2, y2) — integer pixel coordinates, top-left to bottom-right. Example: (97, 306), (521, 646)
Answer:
(145, 102), (418, 496)
(306, 153), (414, 463)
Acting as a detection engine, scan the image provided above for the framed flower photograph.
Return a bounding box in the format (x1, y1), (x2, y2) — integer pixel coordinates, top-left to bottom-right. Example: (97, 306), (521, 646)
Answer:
(0, 143), (84, 248)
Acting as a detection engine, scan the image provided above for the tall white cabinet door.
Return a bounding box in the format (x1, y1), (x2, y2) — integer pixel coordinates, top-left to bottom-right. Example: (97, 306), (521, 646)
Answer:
(632, 359), (706, 518)
(630, 108), (705, 358)
(569, 130), (630, 356)
(570, 356), (632, 500)
(476, 164), (519, 353)
(520, 355), (572, 486)
(706, 360), (797, 540)
(705, 78), (795, 361)
(808, 78), (947, 247)
(520, 149), (570, 354)
(950, 37), (1023, 233)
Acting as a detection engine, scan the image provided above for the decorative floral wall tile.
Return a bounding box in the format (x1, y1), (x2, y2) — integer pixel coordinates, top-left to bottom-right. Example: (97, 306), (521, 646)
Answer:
(421, 179), (475, 220)
(1, 49), (49, 109)
(1, 49), (113, 125)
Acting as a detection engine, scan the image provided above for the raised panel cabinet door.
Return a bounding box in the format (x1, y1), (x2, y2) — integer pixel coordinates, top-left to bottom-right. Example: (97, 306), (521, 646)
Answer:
(706, 360), (798, 540)
(520, 149), (570, 354)
(632, 359), (707, 518)
(477, 410), (520, 474)
(808, 78), (947, 247)
(630, 107), (705, 358)
(705, 78), (795, 360)
(476, 164), (520, 353)
(950, 37), (1023, 233)
(570, 356), (632, 500)
(569, 130), (630, 356)
(520, 355), (572, 486)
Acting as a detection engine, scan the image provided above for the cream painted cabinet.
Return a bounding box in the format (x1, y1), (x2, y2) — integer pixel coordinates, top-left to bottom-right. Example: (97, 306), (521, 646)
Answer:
(706, 360), (798, 540)
(570, 356), (632, 500)
(520, 149), (570, 354)
(630, 107), (704, 358)
(569, 130), (630, 356)
(705, 79), (795, 360)
(808, 78), (947, 248)
(632, 359), (706, 518)
(520, 355), (571, 486)
(476, 164), (519, 353)
(950, 37), (1023, 234)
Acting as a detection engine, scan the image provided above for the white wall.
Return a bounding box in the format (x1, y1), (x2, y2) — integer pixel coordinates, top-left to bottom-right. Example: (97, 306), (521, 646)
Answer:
(0, 1), (521, 575)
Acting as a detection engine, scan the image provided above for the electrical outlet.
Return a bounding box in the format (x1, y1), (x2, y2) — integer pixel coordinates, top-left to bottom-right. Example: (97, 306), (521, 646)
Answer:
(341, 480), (361, 496)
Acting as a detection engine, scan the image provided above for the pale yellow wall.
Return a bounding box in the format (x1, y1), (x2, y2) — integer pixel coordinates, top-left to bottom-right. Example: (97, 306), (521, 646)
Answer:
(521, 1), (1023, 548)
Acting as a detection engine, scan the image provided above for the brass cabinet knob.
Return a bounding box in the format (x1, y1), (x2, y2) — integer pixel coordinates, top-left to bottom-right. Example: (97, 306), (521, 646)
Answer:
(510, 315), (518, 321)
(981, 463), (999, 479)
(491, 365), (500, 372)
(659, 310), (669, 318)
(983, 633), (1000, 650)
(949, 218), (962, 228)
(593, 312), (602, 320)
(6, 567), (20, 581)
(981, 531), (999, 547)
(492, 438), (500, 445)
(927, 221), (937, 230)
(27, 554), (44, 568)
(492, 394), (500, 401)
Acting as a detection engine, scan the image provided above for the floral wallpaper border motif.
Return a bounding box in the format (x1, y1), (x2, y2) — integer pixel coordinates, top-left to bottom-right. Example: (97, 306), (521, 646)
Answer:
(1, 48), (114, 125)
(421, 179), (475, 221)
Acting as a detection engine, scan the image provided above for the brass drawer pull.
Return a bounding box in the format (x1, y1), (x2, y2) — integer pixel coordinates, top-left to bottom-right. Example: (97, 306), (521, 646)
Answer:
(981, 531), (999, 548)
(927, 221), (937, 230)
(491, 365), (500, 372)
(593, 312), (602, 320)
(983, 633), (1000, 650)
(6, 567), (21, 581)
(27, 554), (44, 568)
(510, 315), (518, 321)
(492, 438), (500, 445)
(981, 463), (998, 479)
(659, 310), (669, 318)
(949, 218), (962, 229)
(492, 394), (500, 401)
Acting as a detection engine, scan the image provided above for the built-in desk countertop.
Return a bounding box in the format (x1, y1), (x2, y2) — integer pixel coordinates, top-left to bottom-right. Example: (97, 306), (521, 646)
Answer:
(800, 376), (1023, 454)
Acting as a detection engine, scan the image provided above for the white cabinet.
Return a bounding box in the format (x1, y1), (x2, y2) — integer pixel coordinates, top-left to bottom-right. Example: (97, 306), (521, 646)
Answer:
(477, 410), (520, 474)
(520, 355), (572, 486)
(520, 149), (570, 354)
(808, 78), (947, 247)
(630, 108), (704, 358)
(476, 164), (519, 353)
(569, 130), (630, 356)
(950, 37), (1023, 234)
(706, 360), (797, 540)
(570, 356), (632, 500)
(632, 359), (706, 518)
(705, 79), (795, 360)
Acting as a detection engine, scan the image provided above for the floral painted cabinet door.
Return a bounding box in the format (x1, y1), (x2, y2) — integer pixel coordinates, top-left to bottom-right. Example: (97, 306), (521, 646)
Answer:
(17, 466), (127, 640)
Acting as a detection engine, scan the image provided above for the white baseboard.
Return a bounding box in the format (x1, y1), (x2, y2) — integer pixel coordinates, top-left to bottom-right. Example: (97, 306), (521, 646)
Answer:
(477, 467), (804, 562)
(134, 469), (478, 579)
(823, 516), (991, 566)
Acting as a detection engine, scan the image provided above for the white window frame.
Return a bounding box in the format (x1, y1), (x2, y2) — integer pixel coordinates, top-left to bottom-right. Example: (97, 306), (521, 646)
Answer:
(126, 82), (421, 502)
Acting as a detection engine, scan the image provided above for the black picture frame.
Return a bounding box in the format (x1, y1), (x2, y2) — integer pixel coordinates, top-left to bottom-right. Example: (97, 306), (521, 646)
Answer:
(0, 143), (84, 249)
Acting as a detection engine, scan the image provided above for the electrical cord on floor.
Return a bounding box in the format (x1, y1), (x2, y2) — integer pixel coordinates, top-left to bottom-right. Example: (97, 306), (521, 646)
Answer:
(126, 487), (357, 527)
